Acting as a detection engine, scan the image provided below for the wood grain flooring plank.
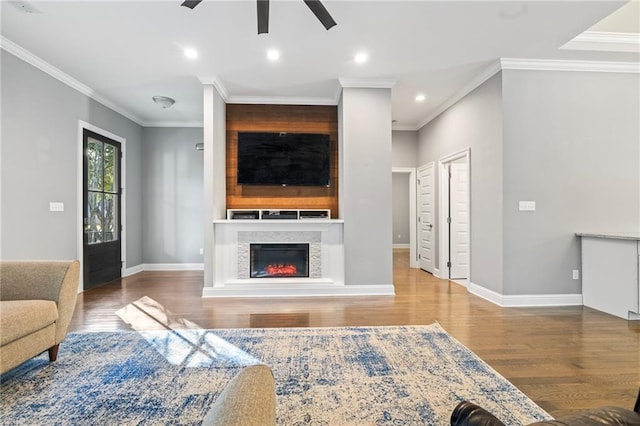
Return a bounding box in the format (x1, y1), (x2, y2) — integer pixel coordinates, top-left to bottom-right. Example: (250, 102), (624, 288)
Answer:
(68, 250), (640, 418)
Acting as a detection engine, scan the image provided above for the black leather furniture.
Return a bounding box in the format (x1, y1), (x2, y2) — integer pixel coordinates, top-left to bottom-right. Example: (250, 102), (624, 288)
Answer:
(451, 388), (640, 426)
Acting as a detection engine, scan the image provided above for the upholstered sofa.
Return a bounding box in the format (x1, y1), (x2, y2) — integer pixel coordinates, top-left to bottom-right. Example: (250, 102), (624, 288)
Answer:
(202, 364), (277, 426)
(451, 389), (640, 425)
(0, 260), (80, 374)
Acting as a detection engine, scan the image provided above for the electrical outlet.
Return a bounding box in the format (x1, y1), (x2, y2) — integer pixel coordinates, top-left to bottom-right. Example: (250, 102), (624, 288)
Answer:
(49, 202), (64, 212)
(572, 269), (579, 280)
(199, 248), (204, 255)
(518, 201), (536, 211)
(397, 234), (401, 239)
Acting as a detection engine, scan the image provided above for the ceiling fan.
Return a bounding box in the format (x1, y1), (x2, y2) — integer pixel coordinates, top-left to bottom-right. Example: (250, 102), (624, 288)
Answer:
(181, 0), (337, 34)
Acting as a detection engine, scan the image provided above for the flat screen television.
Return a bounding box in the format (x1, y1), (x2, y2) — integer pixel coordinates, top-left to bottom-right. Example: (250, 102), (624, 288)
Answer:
(237, 132), (331, 186)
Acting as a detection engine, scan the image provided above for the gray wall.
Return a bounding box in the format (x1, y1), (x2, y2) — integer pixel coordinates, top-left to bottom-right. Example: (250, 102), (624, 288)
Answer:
(392, 130), (418, 247)
(340, 87), (393, 286)
(1, 51), (143, 267)
(392, 173), (410, 245)
(501, 69), (640, 295)
(417, 69), (640, 297)
(417, 73), (504, 292)
(392, 130), (418, 168)
(141, 127), (204, 264)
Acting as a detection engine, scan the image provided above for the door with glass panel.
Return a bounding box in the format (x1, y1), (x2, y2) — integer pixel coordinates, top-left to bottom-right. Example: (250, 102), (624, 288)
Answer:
(83, 129), (122, 289)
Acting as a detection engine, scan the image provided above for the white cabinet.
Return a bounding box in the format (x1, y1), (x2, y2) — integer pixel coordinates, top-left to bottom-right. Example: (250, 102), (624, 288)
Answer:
(578, 233), (640, 320)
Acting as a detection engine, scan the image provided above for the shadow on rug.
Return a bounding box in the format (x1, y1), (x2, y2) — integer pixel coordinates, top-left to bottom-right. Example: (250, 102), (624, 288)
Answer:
(0, 323), (551, 425)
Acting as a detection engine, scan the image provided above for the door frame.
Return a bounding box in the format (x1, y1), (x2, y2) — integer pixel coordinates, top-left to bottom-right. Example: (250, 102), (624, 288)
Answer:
(77, 120), (126, 292)
(392, 167), (417, 268)
(438, 148), (470, 283)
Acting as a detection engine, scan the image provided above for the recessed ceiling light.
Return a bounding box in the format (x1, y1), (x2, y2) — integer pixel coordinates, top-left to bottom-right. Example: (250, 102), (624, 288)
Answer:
(354, 53), (367, 64)
(415, 94), (427, 102)
(267, 49), (280, 61)
(184, 47), (198, 59)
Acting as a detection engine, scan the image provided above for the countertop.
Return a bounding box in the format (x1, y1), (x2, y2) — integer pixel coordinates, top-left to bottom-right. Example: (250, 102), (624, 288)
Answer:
(576, 232), (640, 241)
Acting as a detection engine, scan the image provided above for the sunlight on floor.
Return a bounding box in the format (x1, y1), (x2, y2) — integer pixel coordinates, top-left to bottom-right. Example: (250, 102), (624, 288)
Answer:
(115, 296), (261, 368)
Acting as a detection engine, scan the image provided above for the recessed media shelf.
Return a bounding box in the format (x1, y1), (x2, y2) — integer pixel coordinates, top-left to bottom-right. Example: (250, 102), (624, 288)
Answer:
(227, 209), (331, 221)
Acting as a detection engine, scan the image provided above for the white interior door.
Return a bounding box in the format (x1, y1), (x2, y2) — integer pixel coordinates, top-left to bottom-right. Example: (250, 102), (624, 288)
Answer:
(449, 161), (469, 279)
(418, 163), (434, 273)
(392, 168), (418, 268)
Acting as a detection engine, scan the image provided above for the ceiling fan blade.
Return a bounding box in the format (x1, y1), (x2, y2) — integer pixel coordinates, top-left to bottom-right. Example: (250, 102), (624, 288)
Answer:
(303, 0), (337, 30)
(181, 0), (202, 10)
(257, 0), (269, 34)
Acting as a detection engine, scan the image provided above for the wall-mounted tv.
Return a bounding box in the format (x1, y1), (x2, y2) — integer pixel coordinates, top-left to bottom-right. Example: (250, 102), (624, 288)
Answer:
(237, 132), (331, 187)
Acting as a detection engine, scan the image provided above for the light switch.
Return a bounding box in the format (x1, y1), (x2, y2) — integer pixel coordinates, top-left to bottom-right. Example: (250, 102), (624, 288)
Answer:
(518, 201), (536, 211)
(49, 202), (64, 212)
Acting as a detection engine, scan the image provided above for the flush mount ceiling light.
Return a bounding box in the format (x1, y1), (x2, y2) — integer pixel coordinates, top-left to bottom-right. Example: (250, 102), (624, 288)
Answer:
(354, 52), (367, 64)
(9, 1), (42, 14)
(415, 94), (427, 102)
(152, 96), (176, 109)
(184, 47), (198, 59)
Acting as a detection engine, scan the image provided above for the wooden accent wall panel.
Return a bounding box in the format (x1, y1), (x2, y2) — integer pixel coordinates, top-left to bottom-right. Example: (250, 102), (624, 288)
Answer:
(226, 104), (339, 217)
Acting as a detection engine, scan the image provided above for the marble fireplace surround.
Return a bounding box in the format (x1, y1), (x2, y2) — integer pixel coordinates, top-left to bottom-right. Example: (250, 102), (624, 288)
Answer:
(205, 219), (347, 297)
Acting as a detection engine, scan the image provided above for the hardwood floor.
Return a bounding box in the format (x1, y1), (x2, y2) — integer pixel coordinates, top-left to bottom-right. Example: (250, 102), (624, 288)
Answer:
(69, 249), (640, 419)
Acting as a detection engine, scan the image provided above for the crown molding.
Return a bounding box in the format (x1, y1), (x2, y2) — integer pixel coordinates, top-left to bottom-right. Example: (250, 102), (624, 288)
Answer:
(416, 60), (502, 130)
(199, 76), (230, 102)
(226, 95), (338, 106)
(414, 56), (639, 130)
(333, 85), (343, 104)
(560, 31), (640, 53)
(142, 121), (204, 128)
(500, 58), (640, 73)
(1, 36), (145, 126)
(338, 78), (397, 89)
(392, 124), (418, 131)
(200, 77), (343, 106)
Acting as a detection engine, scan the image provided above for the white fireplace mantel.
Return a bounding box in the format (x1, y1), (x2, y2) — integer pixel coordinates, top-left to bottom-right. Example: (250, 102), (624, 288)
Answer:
(205, 219), (356, 297)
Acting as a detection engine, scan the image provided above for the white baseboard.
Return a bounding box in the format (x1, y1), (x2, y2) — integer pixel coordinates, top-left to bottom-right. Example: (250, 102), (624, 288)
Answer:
(468, 282), (583, 307)
(501, 293), (583, 307)
(143, 263), (204, 271)
(203, 284), (395, 298)
(122, 263), (204, 276)
(122, 264), (144, 277)
(451, 279), (468, 288)
(433, 268), (441, 278)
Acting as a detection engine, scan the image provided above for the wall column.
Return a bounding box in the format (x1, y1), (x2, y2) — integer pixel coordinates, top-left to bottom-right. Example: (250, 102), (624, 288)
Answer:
(339, 81), (395, 289)
(202, 81), (226, 289)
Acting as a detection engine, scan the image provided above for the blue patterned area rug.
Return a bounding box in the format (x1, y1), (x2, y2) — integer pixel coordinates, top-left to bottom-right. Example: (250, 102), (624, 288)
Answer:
(0, 323), (551, 425)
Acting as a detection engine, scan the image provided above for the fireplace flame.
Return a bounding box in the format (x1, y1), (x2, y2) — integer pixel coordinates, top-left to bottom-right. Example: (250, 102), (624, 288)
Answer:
(265, 264), (298, 276)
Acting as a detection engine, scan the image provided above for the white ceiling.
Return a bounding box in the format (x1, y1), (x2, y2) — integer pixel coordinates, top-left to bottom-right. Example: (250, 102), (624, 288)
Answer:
(1, 0), (638, 129)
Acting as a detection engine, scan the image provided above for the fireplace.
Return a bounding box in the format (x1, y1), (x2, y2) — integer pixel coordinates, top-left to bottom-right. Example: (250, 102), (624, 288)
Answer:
(206, 221), (353, 297)
(250, 243), (309, 278)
